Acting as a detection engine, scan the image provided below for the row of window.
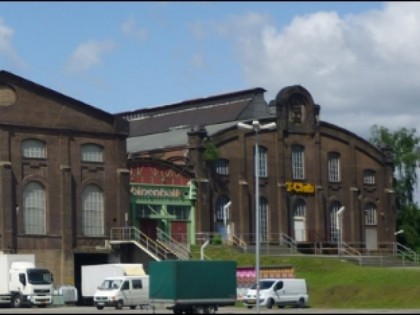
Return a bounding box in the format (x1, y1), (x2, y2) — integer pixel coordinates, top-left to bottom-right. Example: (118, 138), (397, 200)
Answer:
(215, 196), (378, 242)
(23, 181), (104, 236)
(22, 139), (104, 162)
(214, 145), (377, 184)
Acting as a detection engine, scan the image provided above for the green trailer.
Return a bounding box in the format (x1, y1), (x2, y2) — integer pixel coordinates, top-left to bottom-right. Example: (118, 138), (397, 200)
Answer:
(149, 260), (237, 314)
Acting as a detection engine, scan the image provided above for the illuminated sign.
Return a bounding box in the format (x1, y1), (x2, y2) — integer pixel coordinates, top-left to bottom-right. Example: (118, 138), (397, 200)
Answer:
(285, 181), (315, 194)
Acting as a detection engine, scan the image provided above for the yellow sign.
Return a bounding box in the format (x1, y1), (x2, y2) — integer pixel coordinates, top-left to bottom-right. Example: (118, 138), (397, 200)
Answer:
(285, 181), (315, 194)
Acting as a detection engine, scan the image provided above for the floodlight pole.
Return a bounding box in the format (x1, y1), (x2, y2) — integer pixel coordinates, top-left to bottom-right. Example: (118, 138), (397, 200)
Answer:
(237, 120), (276, 314)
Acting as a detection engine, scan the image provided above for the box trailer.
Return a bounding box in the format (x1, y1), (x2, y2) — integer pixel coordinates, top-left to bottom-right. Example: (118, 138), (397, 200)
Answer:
(0, 254), (54, 308)
(149, 260), (237, 314)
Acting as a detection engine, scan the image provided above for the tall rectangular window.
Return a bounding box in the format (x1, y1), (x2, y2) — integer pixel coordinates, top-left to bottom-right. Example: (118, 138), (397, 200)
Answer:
(257, 146), (268, 177)
(328, 152), (341, 182)
(292, 145), (304, 180)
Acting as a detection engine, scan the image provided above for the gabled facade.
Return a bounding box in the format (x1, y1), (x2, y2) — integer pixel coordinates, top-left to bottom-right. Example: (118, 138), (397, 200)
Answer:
(0, 71), (129, 286)
(122, 85), (396, 251)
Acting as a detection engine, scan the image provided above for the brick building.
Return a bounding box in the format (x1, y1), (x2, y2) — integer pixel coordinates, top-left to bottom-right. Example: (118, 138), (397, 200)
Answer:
(120, 85), (397, 252)
(0, 71), (129, 287)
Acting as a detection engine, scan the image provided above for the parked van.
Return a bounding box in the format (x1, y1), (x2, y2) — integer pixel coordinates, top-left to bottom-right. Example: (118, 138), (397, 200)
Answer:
(93, 275), (149, 310)
(242, 278), (309, 309)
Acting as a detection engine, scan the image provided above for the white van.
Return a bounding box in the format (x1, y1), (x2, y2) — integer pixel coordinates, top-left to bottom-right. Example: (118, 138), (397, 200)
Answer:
(93, 275), (149, 310)
(242, 278), (309, 309)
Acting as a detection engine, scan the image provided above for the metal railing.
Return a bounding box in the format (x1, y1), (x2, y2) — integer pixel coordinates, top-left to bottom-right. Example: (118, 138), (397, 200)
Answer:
(156, 228), (191, 260)
(394, 242), (418, 265)
(110, 226), (174, 261)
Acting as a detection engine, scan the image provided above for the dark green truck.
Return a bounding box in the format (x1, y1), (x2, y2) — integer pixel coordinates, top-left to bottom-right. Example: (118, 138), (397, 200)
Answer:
(149, 260), (237, 314)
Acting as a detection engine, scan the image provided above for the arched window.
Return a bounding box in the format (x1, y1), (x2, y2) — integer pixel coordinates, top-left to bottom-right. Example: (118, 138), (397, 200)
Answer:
(364, 202), (377, 225)
(293, 199), (306, 217)
(23, 181), (46, 234)
(292, 145), (305, 179)
(329, 201), (342, 243)
(328, 152), (341, 182)
(81, 144), (104, 163)
(293, 198), (306, 242)
(259, 197), (269, 242)
(215, 195), (230, 221)
(82, 185), (104, 236)
(254, 146), (268, 177)
(22, 139), (46, 159)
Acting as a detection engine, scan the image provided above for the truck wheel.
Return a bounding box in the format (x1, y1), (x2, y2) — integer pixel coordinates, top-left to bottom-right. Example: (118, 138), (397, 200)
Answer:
(11, 294), (23, 308)
(129, 305), (136, 309)
(96, 305), (104, 310)
(266, 298), (274, 309)
(115, 300), (124, 310)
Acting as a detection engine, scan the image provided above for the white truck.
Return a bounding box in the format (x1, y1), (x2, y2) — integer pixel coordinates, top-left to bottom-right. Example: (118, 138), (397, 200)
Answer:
(81, 263), (146, 305)
(0, 254), (54, 308)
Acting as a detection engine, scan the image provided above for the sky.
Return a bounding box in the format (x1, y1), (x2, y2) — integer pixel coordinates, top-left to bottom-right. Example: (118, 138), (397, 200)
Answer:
(0, 1), (419, 142)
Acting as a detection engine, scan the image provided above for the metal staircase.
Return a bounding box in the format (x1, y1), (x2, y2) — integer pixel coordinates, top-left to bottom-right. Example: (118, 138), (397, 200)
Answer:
(156, 228), (191, 260)
(110, 226), (190, 261)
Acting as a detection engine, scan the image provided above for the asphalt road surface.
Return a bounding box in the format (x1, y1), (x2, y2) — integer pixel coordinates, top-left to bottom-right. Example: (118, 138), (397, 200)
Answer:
(1, 305), (420, 314)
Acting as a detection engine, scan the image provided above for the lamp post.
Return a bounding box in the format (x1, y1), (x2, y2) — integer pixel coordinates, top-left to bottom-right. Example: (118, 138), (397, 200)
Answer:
(237, 120), (276, 314)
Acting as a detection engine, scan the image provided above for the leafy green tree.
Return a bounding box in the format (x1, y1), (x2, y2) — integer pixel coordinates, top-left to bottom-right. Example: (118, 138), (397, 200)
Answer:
(369, 125), (420, 250)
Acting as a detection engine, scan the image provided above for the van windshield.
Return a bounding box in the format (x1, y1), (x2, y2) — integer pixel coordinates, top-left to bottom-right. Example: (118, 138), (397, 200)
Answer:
(100, 279), (122, 290)
(250, 280), (274, 290)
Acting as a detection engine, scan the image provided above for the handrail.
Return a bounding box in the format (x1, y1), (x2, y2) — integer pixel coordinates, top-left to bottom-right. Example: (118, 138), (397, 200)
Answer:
(156, 228), (190, 260)
(394, 242), (418, 264)
(340, 241), (362, 264)
(231, 234), (247, 251)
(280, 233), (297, 253)
(110, 227), (173, 261)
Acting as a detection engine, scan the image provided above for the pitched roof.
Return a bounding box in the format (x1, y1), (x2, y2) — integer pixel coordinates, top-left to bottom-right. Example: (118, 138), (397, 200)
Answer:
(122, 87), (277, 154)
(118, 87), (272, 137)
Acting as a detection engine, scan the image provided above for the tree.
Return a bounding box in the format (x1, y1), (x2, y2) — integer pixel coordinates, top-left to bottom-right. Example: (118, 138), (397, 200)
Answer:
(369, 125), (420, 250)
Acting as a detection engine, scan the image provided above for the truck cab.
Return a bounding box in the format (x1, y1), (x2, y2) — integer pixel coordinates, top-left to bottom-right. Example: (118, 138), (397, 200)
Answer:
(9, 262), (54, 307)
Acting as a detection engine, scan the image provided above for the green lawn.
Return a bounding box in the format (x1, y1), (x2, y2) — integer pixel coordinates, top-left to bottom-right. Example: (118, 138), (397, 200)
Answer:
(191, 245), (420, 308)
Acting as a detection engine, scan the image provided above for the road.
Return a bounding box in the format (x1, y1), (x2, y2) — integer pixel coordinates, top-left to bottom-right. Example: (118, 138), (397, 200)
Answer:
(0, 305), (420, 314)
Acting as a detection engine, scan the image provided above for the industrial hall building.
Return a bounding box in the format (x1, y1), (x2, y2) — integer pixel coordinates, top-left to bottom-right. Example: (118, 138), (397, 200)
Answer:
(119, 84), (397, 255)
(0, 70), (397, 298)
(0, 71), (130, 288)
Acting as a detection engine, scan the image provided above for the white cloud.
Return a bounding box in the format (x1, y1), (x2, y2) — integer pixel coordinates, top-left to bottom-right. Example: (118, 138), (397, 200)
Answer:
(0, 17), (25, 69)
(221, 2), (420, 139)
(65, 39), (116, 73)
(121, 16), (148, 41)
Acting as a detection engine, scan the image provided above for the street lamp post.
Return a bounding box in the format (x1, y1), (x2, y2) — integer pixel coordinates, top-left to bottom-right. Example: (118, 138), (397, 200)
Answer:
(237, 120), (276, 314)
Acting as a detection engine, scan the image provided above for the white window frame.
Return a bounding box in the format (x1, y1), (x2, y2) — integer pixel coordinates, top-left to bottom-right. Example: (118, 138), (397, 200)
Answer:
(328, 152), (341, 182)
(82, 185), (104, 236)
(22, 139), (46, 159)
(81, 143), (104, 163)
(215, 159), (229, 175)
(23, 181), (46, 235)
(215, 195), (230, 221)
(363, 169), (376, 185)
(364, 203), (377, 225)
(292, 145), (305, 180)
(254, 145), (268, 177)
(259, 197), (269, 242)
(330, 202), (342, 243)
